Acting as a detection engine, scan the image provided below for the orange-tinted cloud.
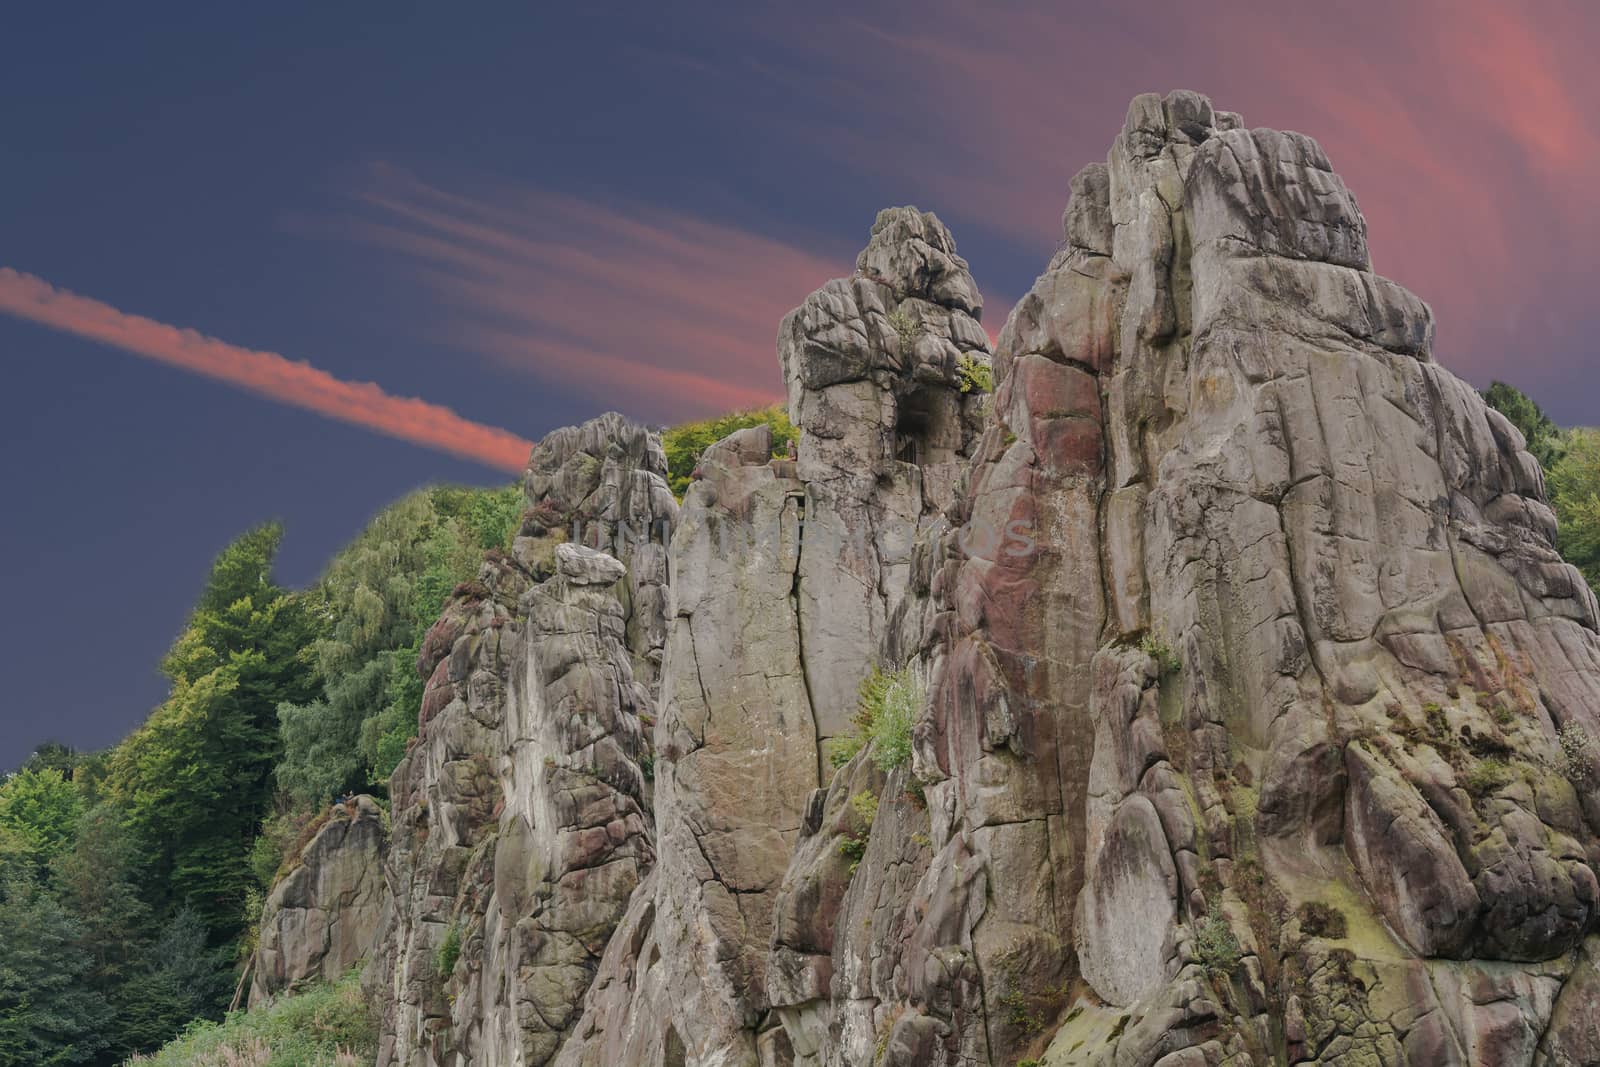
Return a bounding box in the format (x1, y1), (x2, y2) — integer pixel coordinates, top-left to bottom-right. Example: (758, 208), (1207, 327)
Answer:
(296, 165), (852, 424)
(0, 268), (534, 473)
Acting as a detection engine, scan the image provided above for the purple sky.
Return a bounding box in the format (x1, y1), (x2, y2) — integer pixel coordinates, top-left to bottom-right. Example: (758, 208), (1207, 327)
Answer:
(3, 1), (1597, 767)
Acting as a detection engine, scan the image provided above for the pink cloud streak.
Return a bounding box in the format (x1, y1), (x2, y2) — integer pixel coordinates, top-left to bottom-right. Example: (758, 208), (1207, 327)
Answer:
(299, 165), (855, 424)
(0, 268), (535, 473)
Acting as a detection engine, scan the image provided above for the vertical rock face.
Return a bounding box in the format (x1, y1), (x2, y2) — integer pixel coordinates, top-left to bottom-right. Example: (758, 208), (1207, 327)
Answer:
(370, 413), (674, 1067)
(764, 91), (1600, 1067)
(553, 209), (991, 1067)
(328, 93), (1600, 1067)
(250, 795), (387, 1006)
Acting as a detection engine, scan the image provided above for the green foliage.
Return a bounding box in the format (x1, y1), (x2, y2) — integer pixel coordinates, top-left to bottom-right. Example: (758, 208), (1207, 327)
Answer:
(661, 405), (797, 497)
(850, 789), (880, 827)
(1193, 907), (1242, 978)
(1140, 632), (1182, 675)
(829, 668), (922, 775)
(885, 306), (922, 353)
(826, 733), (864, 770)
(277, 486), (516, 805)
(126, 970), (375, 1067)
(999, 990), (1044, 1034)
(868, 672), (919, 773)
(0, 768), (82, 871)
(1463, 758), (1513, 797)
(436, 924), (462, 980)
(0, 874), (113, 1066)
(956, 353), (993, 394)
(836, 791), (879, 876)
(1483, 381), (1566, 470)
(1549, 427), (1600, 594)
(110, 909), (234, 1056)
(107, 524), (321, 944)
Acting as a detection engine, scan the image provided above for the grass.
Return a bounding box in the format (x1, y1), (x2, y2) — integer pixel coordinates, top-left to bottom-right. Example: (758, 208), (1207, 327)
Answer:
(1463, 757), (1513, 797)
(436, 922), (462, 979)
(127, 970), (375, 1067)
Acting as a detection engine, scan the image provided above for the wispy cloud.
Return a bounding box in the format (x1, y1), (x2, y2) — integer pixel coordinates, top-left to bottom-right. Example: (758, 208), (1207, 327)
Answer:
(723, 0), (1600, 401)
(0, 268), (534, 472)
(299, 165), (851, 423)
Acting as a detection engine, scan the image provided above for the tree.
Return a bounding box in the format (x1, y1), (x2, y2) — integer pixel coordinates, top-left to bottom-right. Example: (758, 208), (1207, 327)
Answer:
(0, 876), (112, 1066)
(1484, 381), (1566, 470)
(0, 768), (81, 872)
(276, 485), (518, 805)
(1549, 427), (1600, 593)
(661, 405), (796, 497)
(105, 524), (319, 945)
(106, 909), (231, 1056)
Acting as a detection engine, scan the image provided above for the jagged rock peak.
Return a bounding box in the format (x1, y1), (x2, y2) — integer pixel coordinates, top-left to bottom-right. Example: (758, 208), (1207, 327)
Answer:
(855, 205), (982, 316)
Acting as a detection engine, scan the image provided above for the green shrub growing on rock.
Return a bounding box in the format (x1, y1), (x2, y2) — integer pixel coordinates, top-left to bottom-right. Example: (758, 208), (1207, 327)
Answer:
(1193, 907), (1241, 978)
(661, 405), (797, 497)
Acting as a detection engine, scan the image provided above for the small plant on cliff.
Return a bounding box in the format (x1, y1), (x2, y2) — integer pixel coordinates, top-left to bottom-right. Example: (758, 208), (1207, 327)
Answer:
(886, 306), (923, 354)
(1296, 901), (1348, 940)
(957, 353), (993, 394)
(1559, 723), (1598, 787)
(830, 667), (923, 774)
(1464, 757), (1513, 797)
(1140, 632), (1182, 675)
(869, 670), (921, 772)
(129, 969), (376, 1067)
(436, 922), (462, 979)
(1000, 990), (1045, 1034)
(1193, 907), (1241, 978)
(837, 790), (879, 875)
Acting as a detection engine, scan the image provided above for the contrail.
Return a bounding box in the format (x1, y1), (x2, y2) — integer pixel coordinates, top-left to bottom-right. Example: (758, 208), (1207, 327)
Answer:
(0, 268), (534, 473)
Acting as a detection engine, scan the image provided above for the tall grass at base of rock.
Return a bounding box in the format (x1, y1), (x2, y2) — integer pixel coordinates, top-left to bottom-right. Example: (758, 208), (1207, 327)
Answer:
(127, 970), (375, 1067)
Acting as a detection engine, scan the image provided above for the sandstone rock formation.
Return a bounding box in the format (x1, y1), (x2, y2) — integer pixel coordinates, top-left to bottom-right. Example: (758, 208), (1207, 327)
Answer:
(293, 91), (1600, 1067)
(767, 91), (1600, 1067)
(249, 795), (386, 1006)
(553, 207), (992, 1067)
(368, 414), (673, 1067)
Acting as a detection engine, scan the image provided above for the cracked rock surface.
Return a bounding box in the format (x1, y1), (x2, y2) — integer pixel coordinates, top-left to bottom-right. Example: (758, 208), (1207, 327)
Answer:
(252, 91), (1600, 1067)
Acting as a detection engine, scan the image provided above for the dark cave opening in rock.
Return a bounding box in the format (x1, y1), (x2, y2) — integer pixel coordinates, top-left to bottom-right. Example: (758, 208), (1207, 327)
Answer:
(895, 386), (937, 466)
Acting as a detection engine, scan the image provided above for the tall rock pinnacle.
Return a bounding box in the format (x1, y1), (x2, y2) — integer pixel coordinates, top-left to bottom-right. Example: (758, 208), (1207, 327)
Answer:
(341, 91), (1600, 1067)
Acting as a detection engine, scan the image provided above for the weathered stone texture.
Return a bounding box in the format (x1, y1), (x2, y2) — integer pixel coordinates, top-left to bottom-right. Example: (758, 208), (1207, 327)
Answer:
(369, 414), (671, 1067)
(317, 93), (1600, 1067)
(250, 795), (387, 1006)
